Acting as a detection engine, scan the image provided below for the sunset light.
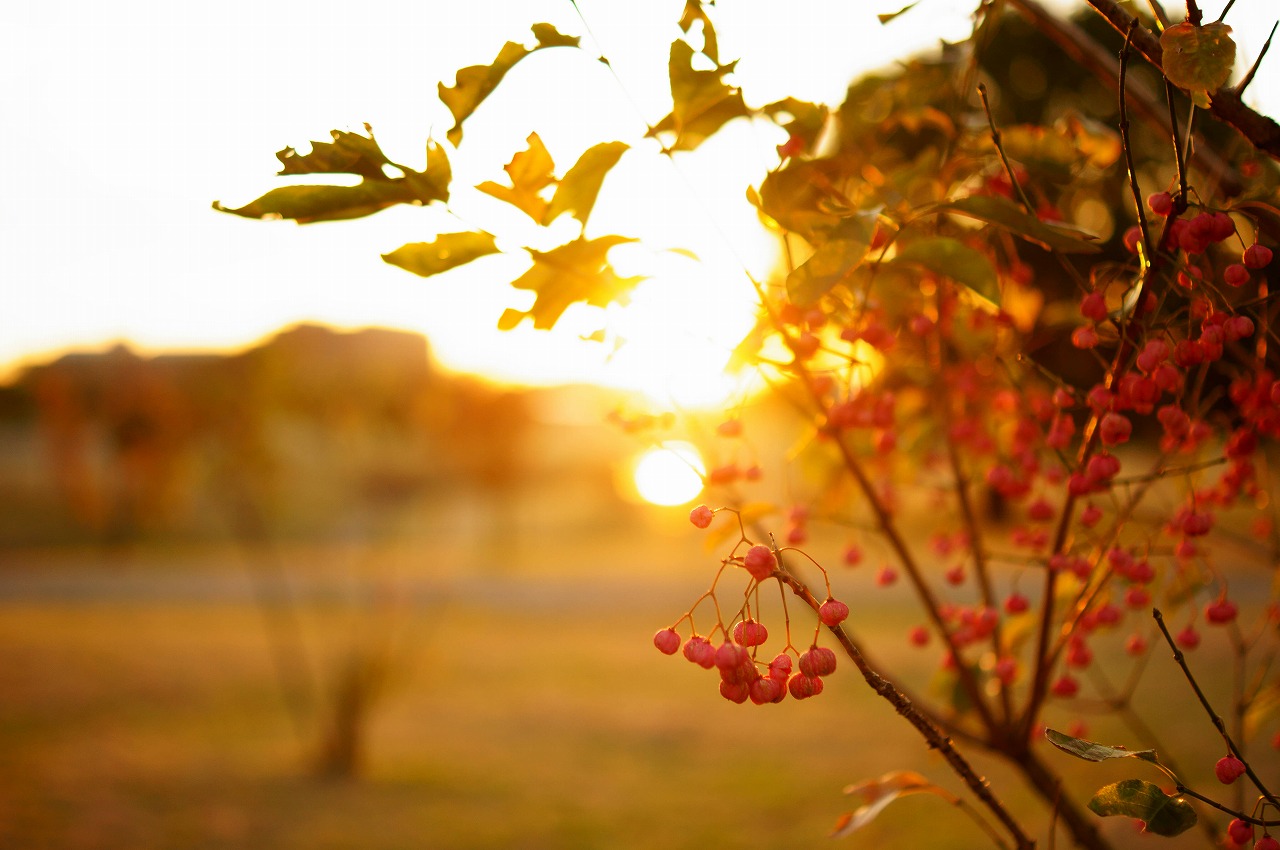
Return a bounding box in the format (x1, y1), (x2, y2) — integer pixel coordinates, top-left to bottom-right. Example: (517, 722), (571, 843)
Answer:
(631, 442), (706, 506)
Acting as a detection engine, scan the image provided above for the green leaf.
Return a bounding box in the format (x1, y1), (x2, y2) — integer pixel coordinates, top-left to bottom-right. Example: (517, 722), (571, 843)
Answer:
(1160, 22), (1236, 103)
(381, 231), (499, 278)
(647, 40), (751, 152)
(1044, 729), (1158, 763)
(1088, 780), (1197, 837)
(545, 141), (629, 226)
(936, 196), (1102, 254)
(786, 211), (878, 305)
(678, 0), (719, 64)
(439, 24), (580, 147)
(877, 2), (920, 24)
(891, 237), (999, 304)
(476, 133), (556, 223)
(213, 126), (450, 224)
(502, 235), (644, 330)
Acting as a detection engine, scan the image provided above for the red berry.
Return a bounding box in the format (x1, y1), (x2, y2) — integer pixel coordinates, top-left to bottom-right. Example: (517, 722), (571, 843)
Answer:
(748, 676), (784, 705)
(732, 619), (769, 647)
(1228, 818), (1253, 845)
(654, 628), (681, 655)
(1123, 225), (1142, 253)
(1176, 624), (1201, 649)
(767, 653), (792, 680)
(682, 636), (716, 668)
(1080, 291), (1108, 322)
(1205, 598), (1238, 625)
(993, 656), (1018, 685)
(799, 645), (837, 676)
(1124, 634), (1148, 655)
(1051, 674), (1079, 698)
(819, 599), (850, 626)
(743, 545), (777, 581)
(719, 679), (750, 703)
(787, 672), (823, 699)
(1147, 192), (1173, 216)
(716, 419), (743, 438)
(1257, 835), (1280, 850)
(715, 641), (751, 677)
(689, 504), (714, 529)
(1004, 593), (1029, 615)
(1072, 325), (1100, 349)
(1224, 315), (1255, 342)
(1182, 510), (1213, 537)
(777, 132), (804, 159)
(876, 565), (898, 587)
(1244, 244), (1273, 269)
(1099, 412), (1132, 446)
(1080, 503), (1103, 527)
(1215, 754), (1246, 784)
(1224, 263), (1251, 287)
(843, 545), (863, 566)
(908, 625), (929, 647)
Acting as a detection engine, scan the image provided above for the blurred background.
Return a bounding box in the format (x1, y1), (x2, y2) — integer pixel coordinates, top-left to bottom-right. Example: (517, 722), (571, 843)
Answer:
(3, 1), (1278, 848)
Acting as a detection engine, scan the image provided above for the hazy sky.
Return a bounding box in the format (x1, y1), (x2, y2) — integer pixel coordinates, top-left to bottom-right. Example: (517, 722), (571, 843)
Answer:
(2, 0), (1276, 400)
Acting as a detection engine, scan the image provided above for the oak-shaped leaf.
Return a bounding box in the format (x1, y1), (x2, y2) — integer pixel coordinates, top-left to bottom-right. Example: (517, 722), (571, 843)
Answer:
(1088, 780), (1196, 837)
(213, 126), (450, 223)
(647, 40), (750, 152)
(830, 771), (951, 839)
(678, 0), (719, 64)
(382, 231), (499, 278)
(477, 133), (556, 223)
(439, 23), (580, 147)
(545, 141), (629, 227)
(1161, 22), (1236, 108)
(936, 196), (1102, 254)
(786, 210), (878, 305)
(1044, 729), (1159, 763)
(890, 237), (999, 304)
(498, 235), (643, 330)
(763, 97), (829, 152)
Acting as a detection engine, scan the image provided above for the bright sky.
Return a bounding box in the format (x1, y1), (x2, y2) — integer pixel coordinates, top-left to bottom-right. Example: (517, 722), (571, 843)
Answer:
(2, 0), (1276, 403)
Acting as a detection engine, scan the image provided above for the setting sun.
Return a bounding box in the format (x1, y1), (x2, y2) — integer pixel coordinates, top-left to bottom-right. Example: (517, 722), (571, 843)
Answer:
(631, 442), (706, 506)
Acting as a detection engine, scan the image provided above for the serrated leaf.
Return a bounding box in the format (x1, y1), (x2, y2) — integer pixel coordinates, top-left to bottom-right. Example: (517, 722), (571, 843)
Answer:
(891, 237), (999, 304)
(1088, 780), (1196, 837)
(936, 196), (1102, 254)
(477, 133), (556, 223)
(1044, 729), (1158, 763)
(831, 771), (951, 839)
(502, 235), (644, 330)
(647, 40), (750, 152)
(877, 2), (920, 24)
(439, 24), (580, 147)
(786, 211), (878, 304)
(545, 141), (629, 227)
(381, 231), (499, 278)
(678, 0), (719, 63)
(1161, 22), (1236, 100)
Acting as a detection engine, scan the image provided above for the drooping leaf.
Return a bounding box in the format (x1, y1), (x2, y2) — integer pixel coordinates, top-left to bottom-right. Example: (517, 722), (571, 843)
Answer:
(891, 237), (999, 303)
(678, 0), (719, 64)
(500, 235), (644, 330)
(786, 211), (878, 304)
(831, 771), (951, 839)
(1087, 780), (1197, 837)
(1044, 729), (1159, 763)
(545, 141), (629, 226)
(877, 2), (920, 24)
(1160, 22), (1236, 107)
(214, 126), (450, 224)
(439, 24), (580, 147)
(647, 40), (751, 152)
(381, 231), (499, 278)
(477, 133), (556, 223)
(936, 196), (1102, 254)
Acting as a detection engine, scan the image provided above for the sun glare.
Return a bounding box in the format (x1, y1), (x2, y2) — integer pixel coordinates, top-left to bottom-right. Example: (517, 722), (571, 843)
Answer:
(632, 442), (706, 506)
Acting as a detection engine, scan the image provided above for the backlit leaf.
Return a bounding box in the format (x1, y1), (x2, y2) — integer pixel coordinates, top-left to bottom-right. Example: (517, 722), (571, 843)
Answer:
(877, 2), (920, 24)
(831, 771), (951, 839)
(678, 0), (719, 64)
(501, 235), (644, 330)
(891, 237), (999, 304)
(276, 127), (393, 179)
(936, 196), (1102, 254)
(763, 97), (829, 151)
(381, 231), (499, 278)
(1088, 780), (1197, 837)
(786, 211), (878, 304)
(647, 40), (751, 152)
(754, 159), (847, 243)
(1044, 729), (1158, 763)
(477, 133), (556, 223)
(439, 24), (580, 147)
(1161, 22), (1236, 104)
(545, 141), (629, 226)
(214, 182), (419, 224)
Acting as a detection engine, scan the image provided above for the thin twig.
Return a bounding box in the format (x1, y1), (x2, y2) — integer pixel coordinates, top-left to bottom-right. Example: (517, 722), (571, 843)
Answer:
(1236, 22), (1276, 97)
(1120, 22), (1155, 265)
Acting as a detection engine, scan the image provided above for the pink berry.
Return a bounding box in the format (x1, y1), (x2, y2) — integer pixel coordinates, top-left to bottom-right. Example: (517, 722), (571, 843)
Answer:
(743, 545), (777, 581)
(787, 672), (823, 699)
(1099, 412), (1132, 446)
(1244, 244), (1273, 269)
(732, 619), (769, 647)
(1071, 325), (1100, 349)
(1147, 192), (1173, 216)
(994, 656), (1018, 685)
(1176, 624), (1201, 649)
(1123, 225), (1142, 253)
(719, 680), (750, 704)
(1124, 634), (1148, 655)
(1258, 836), (1280, 850)
(1004, 593), (1029, 615)
(1080, 291), (1108, 322)
(1080, 503), (1103, 527)
(654, 628), (681, 655)
(876, 565), (898, 587)
(748, 676), (784, 705)
(908, 625), (929, 647)
(799, 645), (837, 677)
(689, 504), (714, 529)
(1205, 598), (1238, 625)
(1224, 263), (1251, 287)
(843, 545), (863, 566)
(1051, 674), (1079, 698)
(682, 636), (716, 668)
(819, 599), (850, 626)
(1224, 315), (1255, 342)
(767, 653), (792, 680)
(1228, 818), (1253, 845)
(1215, 754), (1246, 784)
(1182, 510), (1213, 537)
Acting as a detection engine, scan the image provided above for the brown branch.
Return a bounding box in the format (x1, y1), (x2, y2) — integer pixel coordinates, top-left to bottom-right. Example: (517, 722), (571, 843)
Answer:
(1082, 0), (1280, 162)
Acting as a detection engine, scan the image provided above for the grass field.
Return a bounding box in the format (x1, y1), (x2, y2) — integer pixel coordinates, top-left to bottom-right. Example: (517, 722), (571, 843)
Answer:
(0, 532), (1272, 850)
